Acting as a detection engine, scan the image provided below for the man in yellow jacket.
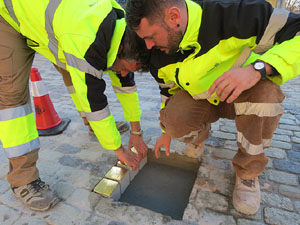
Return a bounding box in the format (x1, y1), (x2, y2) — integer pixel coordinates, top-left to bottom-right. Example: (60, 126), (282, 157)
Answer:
(0, 0), (149, 211)
(126, 0), (300, 215)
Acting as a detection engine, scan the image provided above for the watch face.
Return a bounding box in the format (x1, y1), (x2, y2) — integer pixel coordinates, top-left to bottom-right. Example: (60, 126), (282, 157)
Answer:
(254, 62), (265, 70)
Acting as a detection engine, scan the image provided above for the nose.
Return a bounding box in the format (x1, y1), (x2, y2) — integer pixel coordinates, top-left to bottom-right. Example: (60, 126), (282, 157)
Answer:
(145, 39), (155, 49)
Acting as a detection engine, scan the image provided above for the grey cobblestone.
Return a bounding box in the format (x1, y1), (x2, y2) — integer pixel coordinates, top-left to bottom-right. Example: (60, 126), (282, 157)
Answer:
(264, 207), (300, 225)
(0, 54), (299, 224)
(273, 159), (300, 174)
(266, 170), (299, 186)
(270, 140), (292, 150)
(292, 136), (300, 143)
(264, 148), (287, 159)
(237, 219), (265, 225)
(295, 201), (300, 213)
(278, 185), (300, 200)
(287, 151), (300, 163)
(261, 192), (294, 211)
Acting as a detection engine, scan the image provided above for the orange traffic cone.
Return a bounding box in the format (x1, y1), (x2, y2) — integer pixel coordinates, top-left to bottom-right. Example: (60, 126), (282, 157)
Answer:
(30, 68), (70, 136)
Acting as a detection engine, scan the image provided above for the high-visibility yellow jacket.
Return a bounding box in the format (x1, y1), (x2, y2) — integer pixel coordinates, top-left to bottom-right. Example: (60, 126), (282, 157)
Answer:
(0, 0), (141, 156)
(150, 0), (300, 107)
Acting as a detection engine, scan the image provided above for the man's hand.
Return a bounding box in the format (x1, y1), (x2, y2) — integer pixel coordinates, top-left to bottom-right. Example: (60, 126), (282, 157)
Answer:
(129, 134), (148, 158)
(154, 133), (171, 159)
(208, 65), (261, 103)
(115, 146), (141, 171)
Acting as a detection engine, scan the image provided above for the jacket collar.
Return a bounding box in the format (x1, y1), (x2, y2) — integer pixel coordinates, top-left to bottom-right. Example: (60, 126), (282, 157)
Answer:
(178, 0), (202, 51)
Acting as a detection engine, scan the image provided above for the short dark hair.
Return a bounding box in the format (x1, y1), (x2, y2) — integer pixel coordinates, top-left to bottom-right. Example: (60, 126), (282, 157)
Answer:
(125, 0), (184, 30)
(119, 26), (150, 72)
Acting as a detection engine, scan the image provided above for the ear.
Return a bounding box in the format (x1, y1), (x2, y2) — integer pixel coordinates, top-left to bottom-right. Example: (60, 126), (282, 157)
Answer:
(118, 45), (123, 54)
(165, 7), (181, 29)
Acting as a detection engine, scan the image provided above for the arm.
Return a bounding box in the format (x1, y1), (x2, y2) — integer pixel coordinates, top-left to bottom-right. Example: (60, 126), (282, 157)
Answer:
(108, 71), (148, 157)
(206, 1), (300, 102)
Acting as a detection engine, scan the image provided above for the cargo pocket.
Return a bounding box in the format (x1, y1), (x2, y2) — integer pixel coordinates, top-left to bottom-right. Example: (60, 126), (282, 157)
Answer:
(0, 46), (13, 90)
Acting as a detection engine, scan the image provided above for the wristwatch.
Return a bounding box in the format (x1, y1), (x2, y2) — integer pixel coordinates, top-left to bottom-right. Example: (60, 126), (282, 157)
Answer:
(130, 129), (143, 136)
(252, 61), (267, 80)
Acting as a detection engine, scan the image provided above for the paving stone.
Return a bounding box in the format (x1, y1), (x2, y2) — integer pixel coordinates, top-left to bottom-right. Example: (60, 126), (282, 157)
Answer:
(292, 136), (300, 143)
(0, 180), (9, 194)
(220, 126), (237, 133)
(66, 188), (97, 211)
(292, 143), (300, 152)
(211, 131), (236, 140)
(261, 192), (293, 211)
(279, 118), (296, 125)
(58, 155), (84, 168)
(295, 132), (300, 137)
(44, 202), (91, 224)
(287, 151), (300, 163)
(237, 219), (265, 225)
(211, 148), (236, 160)
(279, 124), (300, 131)
(186, 208), (237, 225)
(223, 140), (238, 151)
(273, 159), (300, 174)
(13, 215), (48, 225)
(274, 128), (293, 136)
(278, 184), (300, 200)
(295, 201), (300, 213)
(0, 205), (20, 225)
(266, 169), (298, 186)
(95, 199), (169, 224)
(264, 148), (287, 159)
(272, 134), (291, 142)
(205, 137), (224, 147)
(56, 143), (81, 154)
(264, 207), (300, 225)
(194, 190), (228, 212)
(269, 140), (291, 150)
(182, 203), (199, 224)
(52, 181), (76, 200)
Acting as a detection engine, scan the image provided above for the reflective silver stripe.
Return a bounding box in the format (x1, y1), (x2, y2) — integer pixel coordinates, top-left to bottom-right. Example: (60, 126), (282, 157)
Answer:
(158, 81), (175, 89)
(3, 138), (40, 158)
(79, 111), (86, 117)
(161, 95), (169, 104)
(112, 86), (137, 94)
(3, 0), (20, 26)
(192, 90), (211, 100)
(64, 52), (103, 79)
(232, 46), (251, 68)
(296, 31), (300, 36)
(0, 104), (32, 121)
(177, 130), (200, 143)
(30, 81), (48, 97)
(45, 0), (66, 69)
(237, 131), (271, 155)
(254, 8), (289, 54)
(67, 86), (75, 94)
(234, 102), (283, 117)
(85, 105), (110, 121)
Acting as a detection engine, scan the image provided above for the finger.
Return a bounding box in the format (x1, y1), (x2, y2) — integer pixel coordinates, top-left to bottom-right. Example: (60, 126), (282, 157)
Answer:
(208, 75), (226, 95)
(154, 144), (161, 159)
(219, 83), (236, 102)
(226, 87), (242, 103)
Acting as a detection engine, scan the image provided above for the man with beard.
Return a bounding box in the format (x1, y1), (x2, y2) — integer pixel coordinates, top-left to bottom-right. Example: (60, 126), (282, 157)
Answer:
(125, 0), (300, 215)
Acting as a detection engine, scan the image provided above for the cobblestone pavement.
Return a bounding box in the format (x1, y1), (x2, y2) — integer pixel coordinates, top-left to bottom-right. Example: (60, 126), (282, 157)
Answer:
(0, 54), (300, 225)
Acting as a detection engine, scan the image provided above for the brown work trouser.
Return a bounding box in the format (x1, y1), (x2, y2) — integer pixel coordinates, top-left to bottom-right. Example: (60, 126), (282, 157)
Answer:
(0, 16), (40, 186)
(160, 80), (285, 179)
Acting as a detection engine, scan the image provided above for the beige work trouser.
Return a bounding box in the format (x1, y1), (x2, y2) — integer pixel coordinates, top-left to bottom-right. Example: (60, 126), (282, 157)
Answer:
(0, 15), (40, 186)
(160, 80), (285, 180)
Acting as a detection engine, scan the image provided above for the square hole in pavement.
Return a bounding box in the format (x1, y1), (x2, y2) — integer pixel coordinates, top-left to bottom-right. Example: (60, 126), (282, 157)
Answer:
(119, 151), (201, 220)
